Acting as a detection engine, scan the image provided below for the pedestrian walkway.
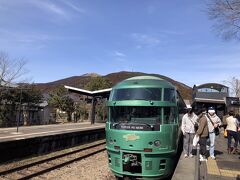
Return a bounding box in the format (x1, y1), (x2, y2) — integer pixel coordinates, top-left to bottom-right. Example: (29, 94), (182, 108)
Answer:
(205, 132), (240, 180)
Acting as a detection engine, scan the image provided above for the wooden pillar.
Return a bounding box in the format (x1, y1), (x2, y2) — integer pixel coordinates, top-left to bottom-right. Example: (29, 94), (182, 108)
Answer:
(91, 97), (96, 124)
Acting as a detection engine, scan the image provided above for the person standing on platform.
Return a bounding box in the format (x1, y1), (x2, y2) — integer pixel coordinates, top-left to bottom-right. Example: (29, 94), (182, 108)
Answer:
(181, 105), (198, 158)
(226, 111), (239, 154)
(222, 113), (230, 135)
(236, 114), (240, 145)
(196, 108), (209, 161)
(206, 107), (221, 160)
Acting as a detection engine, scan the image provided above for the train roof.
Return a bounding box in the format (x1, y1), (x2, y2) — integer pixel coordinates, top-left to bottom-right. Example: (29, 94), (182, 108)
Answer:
(113, 76), (175, 89)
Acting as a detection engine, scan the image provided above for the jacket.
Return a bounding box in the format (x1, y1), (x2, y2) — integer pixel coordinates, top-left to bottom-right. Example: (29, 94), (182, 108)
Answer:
(197, 114), (209, 138)
(226, 116), (238, 132)
(181, 112), (198, 133)
(206, 113), (221, 133)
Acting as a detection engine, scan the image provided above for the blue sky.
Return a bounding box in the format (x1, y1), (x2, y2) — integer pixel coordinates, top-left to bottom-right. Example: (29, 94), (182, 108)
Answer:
(0, 0), (239, 86)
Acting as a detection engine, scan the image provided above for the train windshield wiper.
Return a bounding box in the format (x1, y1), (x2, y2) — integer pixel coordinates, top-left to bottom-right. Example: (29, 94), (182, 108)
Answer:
(113, 122), (128, 128)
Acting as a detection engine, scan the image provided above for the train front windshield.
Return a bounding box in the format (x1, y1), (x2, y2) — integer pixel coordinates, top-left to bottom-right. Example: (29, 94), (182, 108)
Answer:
(110, 106), (162, 131)
(109, 88), (177, 130)
(111, 106), (161, 124)
(111, 88), (162, 101)
(110, 106), (177, 131)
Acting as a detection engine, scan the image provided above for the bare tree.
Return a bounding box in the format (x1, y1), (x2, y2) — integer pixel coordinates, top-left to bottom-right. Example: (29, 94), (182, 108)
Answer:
(0, 52), (30, 127)
(207, 0), (240, 40)
(223, 76), (240, 97)
(0, 51), (28, 86)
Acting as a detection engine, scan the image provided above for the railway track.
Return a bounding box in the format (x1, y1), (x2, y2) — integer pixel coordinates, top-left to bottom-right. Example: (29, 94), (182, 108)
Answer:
(0, 140), (106, 180)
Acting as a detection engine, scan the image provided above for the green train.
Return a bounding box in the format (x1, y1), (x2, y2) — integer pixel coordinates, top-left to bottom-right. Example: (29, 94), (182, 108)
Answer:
(106, 76), (186, 179)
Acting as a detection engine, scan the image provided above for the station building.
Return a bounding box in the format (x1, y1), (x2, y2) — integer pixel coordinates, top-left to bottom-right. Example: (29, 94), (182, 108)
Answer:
(192, 83), (240, 119)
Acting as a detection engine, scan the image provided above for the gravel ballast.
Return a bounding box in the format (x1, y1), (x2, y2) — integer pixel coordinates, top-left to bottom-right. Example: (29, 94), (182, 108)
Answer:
(33, 151), (115, 180)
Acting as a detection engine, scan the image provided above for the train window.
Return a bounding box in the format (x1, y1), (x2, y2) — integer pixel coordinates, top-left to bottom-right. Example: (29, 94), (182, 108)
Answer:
(163, 107), (177, 124)
(164, 88), (175, 102)
(110, 106), (161, 124)
(111, 88), (162, 101)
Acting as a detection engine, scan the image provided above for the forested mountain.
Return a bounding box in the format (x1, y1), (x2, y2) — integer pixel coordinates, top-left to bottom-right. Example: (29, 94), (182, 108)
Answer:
(36, 71), (192, 100)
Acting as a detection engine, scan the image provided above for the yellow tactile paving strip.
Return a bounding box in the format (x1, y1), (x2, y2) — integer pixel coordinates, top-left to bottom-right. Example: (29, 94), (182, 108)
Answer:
(207, 158), (240, 178)
(206, 158), (220, 176)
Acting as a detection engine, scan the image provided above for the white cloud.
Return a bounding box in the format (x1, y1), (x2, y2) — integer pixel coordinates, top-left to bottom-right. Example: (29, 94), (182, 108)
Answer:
(131, 33), (160, 46)
(29, 1), (69, 19)
(109, 51), (127, 63)
(0, 30), (48, 50)
(114, 51), (126, 57)
(0, 28), (82, 51)
(159, 30), (185, 36)
(0, 0), (86, 24)
(60, 0), (86, 14)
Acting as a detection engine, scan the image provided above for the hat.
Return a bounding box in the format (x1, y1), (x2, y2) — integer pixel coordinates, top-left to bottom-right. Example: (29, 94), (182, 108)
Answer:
(186, 105), (192, 109)
(208, 107), (215, 113)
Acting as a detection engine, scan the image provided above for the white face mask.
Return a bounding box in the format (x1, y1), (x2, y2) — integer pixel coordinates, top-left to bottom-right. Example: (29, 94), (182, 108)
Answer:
(208, 110), (215, 115)
(209, 112), (215, 116)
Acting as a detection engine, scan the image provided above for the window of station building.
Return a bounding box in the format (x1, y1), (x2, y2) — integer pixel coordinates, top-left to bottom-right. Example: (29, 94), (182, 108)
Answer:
(220, 87), (228, 93)
(163, 107), (177, 124)
(164, 88), (175, 102)
(198, 86), (228, 93)
(111, 88), (162, 101)
(198, 88), (219, 93)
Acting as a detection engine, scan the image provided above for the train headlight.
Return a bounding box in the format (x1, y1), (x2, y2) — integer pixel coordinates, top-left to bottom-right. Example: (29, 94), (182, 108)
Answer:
(154, 140), (161, 147)
(109, 138), (114, 144)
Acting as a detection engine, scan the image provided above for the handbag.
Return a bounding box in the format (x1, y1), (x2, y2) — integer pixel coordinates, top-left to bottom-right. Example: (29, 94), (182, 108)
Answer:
(214, 127), (220, 136)
(193, 134), (199, 146)
(189, 118), (198, 131)
(224, 129), (227, 138)
(206, 114), (220, 136)
(194, 123), (199, 131)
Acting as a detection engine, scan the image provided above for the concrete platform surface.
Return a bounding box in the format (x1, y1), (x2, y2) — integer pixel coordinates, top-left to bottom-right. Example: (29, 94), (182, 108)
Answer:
(172, 153), (196, 180)
(0, 122), (105, 142)
(206, 132), (240, 180)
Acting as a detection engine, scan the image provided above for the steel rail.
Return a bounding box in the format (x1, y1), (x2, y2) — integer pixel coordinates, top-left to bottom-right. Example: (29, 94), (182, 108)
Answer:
(0, 140), (106, 179)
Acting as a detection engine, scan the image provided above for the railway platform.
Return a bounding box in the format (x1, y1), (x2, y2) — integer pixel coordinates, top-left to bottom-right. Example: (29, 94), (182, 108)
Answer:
(204, 132), (240, 180)
(173, 131), (240, 180)
(0, 122), (105, 163)
(0, 122), (105, 142)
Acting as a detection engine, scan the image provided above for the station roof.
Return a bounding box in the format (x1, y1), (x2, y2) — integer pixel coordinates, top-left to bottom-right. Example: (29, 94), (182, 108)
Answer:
(194, 97), (225, 104)
(194, 83), (228, 91)
(64, 85), (112, 98)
